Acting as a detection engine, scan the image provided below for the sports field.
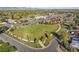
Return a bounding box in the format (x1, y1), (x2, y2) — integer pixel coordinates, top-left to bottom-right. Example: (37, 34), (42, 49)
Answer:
(11, 24), (59, 40)
(7, 24), (59, 48)
(8, 23), (69, 48)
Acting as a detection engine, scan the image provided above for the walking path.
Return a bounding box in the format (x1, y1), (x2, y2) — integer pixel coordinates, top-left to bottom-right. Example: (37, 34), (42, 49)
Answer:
(38, 40), (46, 48)
(56, 24), (61, 32)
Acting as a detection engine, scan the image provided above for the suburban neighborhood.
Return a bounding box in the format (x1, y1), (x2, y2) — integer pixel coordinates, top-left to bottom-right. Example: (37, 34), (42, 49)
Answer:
(0, 8), (79, 52)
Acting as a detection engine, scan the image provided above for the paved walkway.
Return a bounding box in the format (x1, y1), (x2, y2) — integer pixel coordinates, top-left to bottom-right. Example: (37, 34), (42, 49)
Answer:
(38, 40), (46, 48)
(56, 24), (61, 32)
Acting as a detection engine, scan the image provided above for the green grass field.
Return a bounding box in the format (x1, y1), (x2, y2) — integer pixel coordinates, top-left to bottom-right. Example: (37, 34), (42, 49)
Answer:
(8, 24), (59, 48)
(8, 23), (69, 48)
(11, 24), (59, 40)
(0, 40), (17, 52)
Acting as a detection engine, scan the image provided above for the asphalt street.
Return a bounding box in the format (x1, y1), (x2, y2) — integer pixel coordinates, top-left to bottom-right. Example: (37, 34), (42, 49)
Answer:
(0, 33), (58, 52)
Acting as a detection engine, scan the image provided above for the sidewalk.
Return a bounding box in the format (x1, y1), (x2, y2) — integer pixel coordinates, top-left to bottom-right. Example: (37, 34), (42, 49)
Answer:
(38, 40), (46, 48)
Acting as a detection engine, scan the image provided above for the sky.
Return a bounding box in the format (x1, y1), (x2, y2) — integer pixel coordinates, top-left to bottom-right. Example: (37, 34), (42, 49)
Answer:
(0, 0), (79, 7)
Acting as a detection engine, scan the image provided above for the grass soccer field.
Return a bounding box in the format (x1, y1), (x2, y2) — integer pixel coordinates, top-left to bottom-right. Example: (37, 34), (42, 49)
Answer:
(12, 24), (59, 39)
(8, 23), (59, 48)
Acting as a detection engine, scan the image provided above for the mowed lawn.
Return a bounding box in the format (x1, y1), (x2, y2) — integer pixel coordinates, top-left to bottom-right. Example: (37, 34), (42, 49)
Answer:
(0, 40), (17, 52)
(8, 23), (69, 48)
(11, 24), (59, 40)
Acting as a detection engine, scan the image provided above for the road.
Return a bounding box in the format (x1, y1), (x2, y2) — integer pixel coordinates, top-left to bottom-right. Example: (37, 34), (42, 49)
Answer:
(0, 33), (58, 52)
